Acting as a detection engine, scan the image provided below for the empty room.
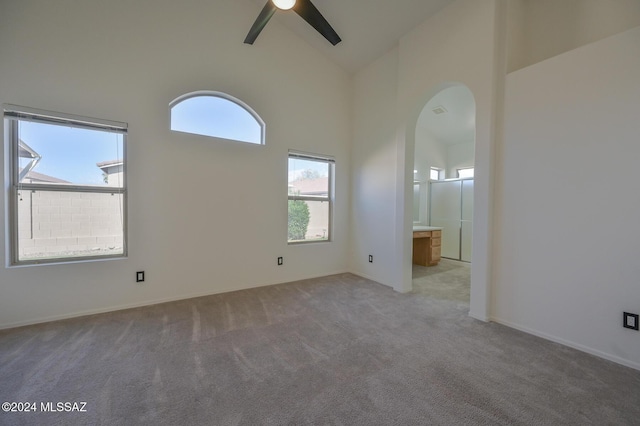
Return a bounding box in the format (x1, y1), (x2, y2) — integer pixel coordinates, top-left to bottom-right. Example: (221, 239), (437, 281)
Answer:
(1, 0), (639, 424)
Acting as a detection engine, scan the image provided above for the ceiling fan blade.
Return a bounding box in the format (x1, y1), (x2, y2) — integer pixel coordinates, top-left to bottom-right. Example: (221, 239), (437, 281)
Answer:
(244, 1), (277, 45)
(292, 0), (342, 46)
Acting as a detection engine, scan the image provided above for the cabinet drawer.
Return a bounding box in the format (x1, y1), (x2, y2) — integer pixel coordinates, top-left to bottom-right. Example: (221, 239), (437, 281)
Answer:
(431, 246), (441, 261)
(430, 237), (441, 247)
(431, 230), (441, 238)
(413, 231), (431, 239)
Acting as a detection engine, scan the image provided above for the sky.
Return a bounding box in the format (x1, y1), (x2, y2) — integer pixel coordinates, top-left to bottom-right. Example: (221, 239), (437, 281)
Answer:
(18, 120), (123, 186)
(171, 95), (262, 144)
(288, 158), (330, 183)
(17, 97), (325, 187)
(171, 95), (330, 184)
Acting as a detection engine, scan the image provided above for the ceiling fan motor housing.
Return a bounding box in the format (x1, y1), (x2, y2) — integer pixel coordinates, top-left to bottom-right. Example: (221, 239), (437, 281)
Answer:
(245, 0), (341, 46)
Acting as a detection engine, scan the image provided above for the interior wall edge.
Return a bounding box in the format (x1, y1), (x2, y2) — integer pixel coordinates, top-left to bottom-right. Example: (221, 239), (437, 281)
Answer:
(491, 316), (640, 372)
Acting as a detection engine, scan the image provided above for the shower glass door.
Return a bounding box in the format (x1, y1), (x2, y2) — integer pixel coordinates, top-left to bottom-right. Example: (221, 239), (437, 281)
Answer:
(429, 179), (473, 262)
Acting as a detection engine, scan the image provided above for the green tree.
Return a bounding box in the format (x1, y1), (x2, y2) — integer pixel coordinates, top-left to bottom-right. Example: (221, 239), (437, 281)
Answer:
(288, 200), (310, 241)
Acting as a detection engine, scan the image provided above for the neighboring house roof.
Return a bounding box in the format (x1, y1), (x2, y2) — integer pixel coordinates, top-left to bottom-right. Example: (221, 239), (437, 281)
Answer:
(17, 140), (69, 183)
(97, 159), (123, 171)
(289, 177), (329, 196)
(22, 170), (70, 184)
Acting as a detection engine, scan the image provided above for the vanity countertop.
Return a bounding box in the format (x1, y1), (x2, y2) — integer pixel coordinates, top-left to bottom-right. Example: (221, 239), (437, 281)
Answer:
(412, 226), (443, 232)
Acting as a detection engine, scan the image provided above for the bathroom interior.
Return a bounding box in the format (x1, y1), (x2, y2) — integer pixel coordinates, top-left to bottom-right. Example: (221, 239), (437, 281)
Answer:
(412, 84), (475, 302)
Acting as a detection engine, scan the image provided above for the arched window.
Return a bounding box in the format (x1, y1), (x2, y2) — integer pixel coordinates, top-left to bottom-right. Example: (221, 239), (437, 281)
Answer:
(170, 91), (265, 145)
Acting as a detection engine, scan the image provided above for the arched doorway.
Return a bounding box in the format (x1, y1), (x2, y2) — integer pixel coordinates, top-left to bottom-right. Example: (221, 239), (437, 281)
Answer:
(410, 83), (476, 306)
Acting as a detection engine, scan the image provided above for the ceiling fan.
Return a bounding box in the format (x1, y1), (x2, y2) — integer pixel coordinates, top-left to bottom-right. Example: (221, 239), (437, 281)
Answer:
(244, 0), (342, 46)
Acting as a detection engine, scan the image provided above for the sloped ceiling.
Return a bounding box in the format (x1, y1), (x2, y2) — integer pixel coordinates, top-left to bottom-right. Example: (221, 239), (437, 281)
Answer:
(417, 85), (475, 145)
(247, 0), (455, 73)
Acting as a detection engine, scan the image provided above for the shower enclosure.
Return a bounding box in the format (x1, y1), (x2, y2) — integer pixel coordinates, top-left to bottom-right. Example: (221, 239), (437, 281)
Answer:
(429, 178), (473, 262)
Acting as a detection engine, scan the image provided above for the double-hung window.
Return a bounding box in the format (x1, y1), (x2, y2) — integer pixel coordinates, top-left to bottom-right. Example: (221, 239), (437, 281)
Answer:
(287, 151), (334, 244)
(4, 104), (127, 265)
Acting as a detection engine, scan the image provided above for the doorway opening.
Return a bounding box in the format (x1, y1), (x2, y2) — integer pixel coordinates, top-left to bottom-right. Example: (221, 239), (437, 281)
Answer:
(411, 84), (475, 304)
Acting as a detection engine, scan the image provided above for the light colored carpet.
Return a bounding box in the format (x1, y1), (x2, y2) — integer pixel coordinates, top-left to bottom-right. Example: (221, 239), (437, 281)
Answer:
(1, 272), (639, 425)
(412, 258), (471, 303)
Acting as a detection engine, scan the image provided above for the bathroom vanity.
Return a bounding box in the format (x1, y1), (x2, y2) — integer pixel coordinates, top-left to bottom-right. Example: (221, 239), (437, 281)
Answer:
(412, 226), (442, 266)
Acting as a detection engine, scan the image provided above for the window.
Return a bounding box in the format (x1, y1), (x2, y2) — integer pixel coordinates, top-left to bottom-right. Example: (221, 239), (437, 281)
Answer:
(4, 104), (127, 265)
(430, 167), (444, 181)
(288, 152), (334, 243)
(170, 91), (265, 145)
(457, 167), (474, 179)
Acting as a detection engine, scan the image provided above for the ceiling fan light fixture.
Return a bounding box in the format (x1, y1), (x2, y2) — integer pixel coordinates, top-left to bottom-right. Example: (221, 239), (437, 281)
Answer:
(245, 0), (341, 46)
(272, 0), (296, 10)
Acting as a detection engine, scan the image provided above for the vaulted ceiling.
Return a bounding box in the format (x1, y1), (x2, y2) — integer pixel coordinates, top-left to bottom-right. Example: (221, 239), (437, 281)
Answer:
(418, 85), (476, 145)
(248, 0), (456, 73)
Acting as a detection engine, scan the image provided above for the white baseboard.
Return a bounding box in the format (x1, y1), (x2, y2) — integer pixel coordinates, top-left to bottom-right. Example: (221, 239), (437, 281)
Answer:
(10, 272), (637, 374)
(0, 270), (350, 331)
(491, 316), (640, 372)
(347, 269), (398, 291)
(469, 311), (490, 322)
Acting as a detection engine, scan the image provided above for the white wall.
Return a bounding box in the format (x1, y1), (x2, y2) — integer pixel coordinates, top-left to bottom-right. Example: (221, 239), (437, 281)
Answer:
(0, 0), (351, 328)
(414, 127), (447, 183)
(349, 48), (400, 288)
(508, 0), (640, 71)
(446, 141), (475, 179)
(413, 126), (447, 225)
(396, 0), (499, 319)
(351, 0), (499, 319)
(3, 0), (638, 373)
(413, 129), (474, 224)
(494, 26), (640, 369)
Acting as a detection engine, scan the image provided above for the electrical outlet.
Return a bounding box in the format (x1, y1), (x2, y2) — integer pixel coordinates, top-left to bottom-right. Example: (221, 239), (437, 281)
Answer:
(623, 312), (639, 331)
(277, 257), (283, 266)
(368, 255), (373, 263)
(136, 271), (145, 282)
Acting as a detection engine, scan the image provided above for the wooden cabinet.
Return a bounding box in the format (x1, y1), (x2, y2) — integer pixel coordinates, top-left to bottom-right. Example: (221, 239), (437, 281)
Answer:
(412, 229), (442, 266)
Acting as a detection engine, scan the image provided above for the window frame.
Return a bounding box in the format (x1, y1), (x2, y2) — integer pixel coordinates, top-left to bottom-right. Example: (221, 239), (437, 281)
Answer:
(287, 151), (334, 245)
(430, 167), (444, 181)
(169, 91), (265, 145)
(4, 104), (128, 266)
(457, 167), (475, 179)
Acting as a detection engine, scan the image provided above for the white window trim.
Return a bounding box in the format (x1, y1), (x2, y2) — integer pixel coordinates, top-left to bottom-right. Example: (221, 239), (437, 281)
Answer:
(3, 104), (128, 266)
(430, 167), (444, 181)
(457, 167), (475, 179)
(287, 150), (335, 245)
(169, 91), (266, 145)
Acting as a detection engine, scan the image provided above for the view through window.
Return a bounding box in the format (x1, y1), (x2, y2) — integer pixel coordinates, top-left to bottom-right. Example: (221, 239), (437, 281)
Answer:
(288, 152), (334, 243)
(430, 167), (443, 180)
(170, 92), (264, 145)
(4, 105), (127, 265)
(457, 167), (474, 179)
